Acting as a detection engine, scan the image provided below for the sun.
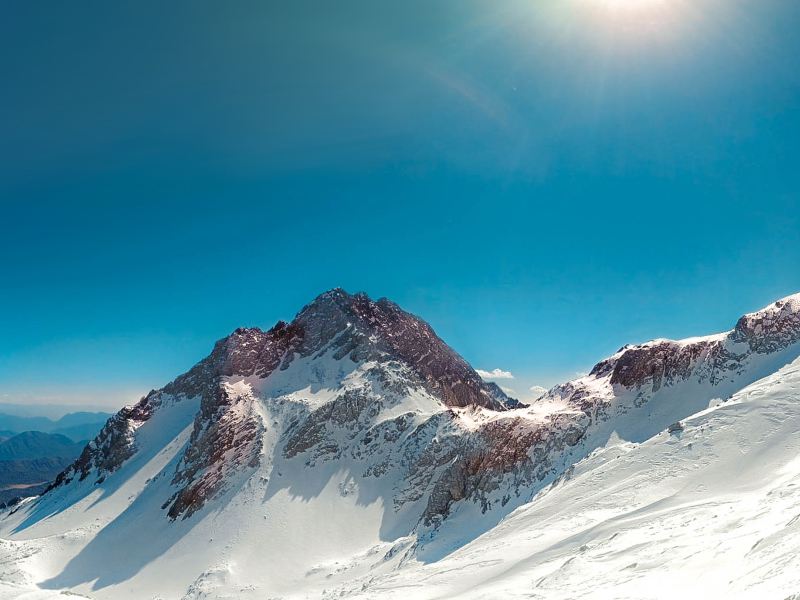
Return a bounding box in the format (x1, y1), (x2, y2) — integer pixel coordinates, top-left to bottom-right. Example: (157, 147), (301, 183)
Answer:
(577, 0), (674, 15)
(599, 0), (666, 7)
(588, 0), (670, 15)
(574, 0), (687, 37)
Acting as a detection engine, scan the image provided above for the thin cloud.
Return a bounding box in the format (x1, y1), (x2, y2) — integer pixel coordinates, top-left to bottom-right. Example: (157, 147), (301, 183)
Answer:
(476, 368), (514, 380)
(529, 385), (548, 400)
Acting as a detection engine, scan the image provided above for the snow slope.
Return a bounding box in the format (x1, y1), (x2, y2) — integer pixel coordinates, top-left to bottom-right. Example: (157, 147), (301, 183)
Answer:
(0, 290), (521, 599)
(0, 290), (799, 599)
(342, 355), (800, 599)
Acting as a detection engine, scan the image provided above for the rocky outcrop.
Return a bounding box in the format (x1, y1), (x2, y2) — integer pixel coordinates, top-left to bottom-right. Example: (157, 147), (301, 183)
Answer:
(409, 293), (800, 525)
(43, 290), (800, 534)
(47, 288), (509, 520)
(557, 293), (800, 418)
(484, 382), (526, 409)
(165, 383), (264, 519)
(602, 339), (718, 391)
(292, 290), (507, 410)
(47, 399), (153, 489)
(732, 294), (800, 353)
(416, 412), (589, 525)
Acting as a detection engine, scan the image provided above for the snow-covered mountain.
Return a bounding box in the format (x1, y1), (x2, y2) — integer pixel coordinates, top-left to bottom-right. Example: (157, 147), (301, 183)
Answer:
(0, 290), (799, 599)
(351, 351), (800, 600)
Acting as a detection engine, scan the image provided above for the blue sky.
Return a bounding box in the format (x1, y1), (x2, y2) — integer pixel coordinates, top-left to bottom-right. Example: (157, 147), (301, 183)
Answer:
(1, 0), (799, 408)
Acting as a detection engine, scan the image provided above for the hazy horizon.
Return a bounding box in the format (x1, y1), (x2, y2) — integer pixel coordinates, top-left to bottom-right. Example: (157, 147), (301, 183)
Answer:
(2, 287), (799, 411)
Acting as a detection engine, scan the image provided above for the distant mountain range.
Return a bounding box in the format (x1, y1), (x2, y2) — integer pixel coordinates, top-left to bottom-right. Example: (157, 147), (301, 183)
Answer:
(0, 410), (112, 443)
(0, 411), (112, 506)
(0, 431), (87, 506)
(0, 431), (84, 461)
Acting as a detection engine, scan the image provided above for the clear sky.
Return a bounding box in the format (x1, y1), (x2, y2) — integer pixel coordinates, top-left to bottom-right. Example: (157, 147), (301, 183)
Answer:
(1, 0), (799, 408)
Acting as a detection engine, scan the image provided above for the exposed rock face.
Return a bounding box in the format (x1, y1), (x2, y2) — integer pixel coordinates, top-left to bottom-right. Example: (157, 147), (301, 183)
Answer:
(409, 293), (800, 524)
(600, 339), (718, 391)
(732, 294), (800, 353)
(47, 400), (153, 489)
(559, 294), (800, 417)
(291, 290), (507, 410)
(166, 382), (264, 519)
(48, 288), (508, 520)
(45, 290), (800, 534)
(415, 412), (589, 525)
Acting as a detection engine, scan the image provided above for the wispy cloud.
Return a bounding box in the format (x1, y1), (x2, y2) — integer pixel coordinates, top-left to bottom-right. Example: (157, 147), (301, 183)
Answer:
(529, 385), (548, 400)
(476, 368), (514, 380)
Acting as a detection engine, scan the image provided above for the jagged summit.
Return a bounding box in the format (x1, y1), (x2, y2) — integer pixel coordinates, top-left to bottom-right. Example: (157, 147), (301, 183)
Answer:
(297, 288), (508, 410)
(174, 288), (508, 412)
(128, 288), (504, 415)
(5, 291), (800, 600)
(46, 288), (510, 520)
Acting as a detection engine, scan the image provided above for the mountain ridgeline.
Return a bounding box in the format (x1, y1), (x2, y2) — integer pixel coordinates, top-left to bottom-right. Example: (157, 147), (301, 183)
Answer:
(46, 290), (800, 522)
(4, 289), (799, 599)
(47, 289), (513, 518)
(0, 411), (111, 443)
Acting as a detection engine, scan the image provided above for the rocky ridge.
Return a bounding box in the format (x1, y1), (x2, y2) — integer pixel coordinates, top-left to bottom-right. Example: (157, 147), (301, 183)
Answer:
(47, 289), (512, 521)
(43, 291), (800, 537)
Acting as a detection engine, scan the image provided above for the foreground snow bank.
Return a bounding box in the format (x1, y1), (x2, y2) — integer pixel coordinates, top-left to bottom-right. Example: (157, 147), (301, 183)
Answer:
(347, 356), (800, 599)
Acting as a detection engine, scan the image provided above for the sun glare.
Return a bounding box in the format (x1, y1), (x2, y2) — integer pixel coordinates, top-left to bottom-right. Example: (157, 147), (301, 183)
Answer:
(574, 0), (688, 40)
(585, 0), (673, 19)
(606, 0), (661, 6)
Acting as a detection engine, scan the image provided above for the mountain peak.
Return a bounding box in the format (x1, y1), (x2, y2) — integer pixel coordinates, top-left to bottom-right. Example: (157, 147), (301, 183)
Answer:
(293, 288), (390, 329)
(293, 289), (506, 410)
(732, 292), (800, 352)
(44, 288), (508, 517)
(152, 289), (505, 412)
(297, 287), (365, 314)
(9, 291), (800, 600)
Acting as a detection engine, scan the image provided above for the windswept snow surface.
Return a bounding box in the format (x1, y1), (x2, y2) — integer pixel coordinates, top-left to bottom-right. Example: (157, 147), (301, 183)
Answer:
(346, 356), (800, 600)
(1, 290), (799, 599)
(3, 358), (800, 599)
(0, 350), (451, 600)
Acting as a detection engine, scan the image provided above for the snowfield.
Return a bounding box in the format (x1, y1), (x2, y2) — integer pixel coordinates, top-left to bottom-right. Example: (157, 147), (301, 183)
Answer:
(1, 290), (799, 600)
(347, 355), (800, 599)
(2, 356), (799, 599)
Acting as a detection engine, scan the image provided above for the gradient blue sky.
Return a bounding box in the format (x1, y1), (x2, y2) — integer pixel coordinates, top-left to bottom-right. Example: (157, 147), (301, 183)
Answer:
(1, 0), (799, 408)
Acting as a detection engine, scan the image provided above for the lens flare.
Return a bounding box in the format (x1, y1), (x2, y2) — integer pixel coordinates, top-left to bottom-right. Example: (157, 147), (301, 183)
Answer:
(574, 0), (691, 42)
